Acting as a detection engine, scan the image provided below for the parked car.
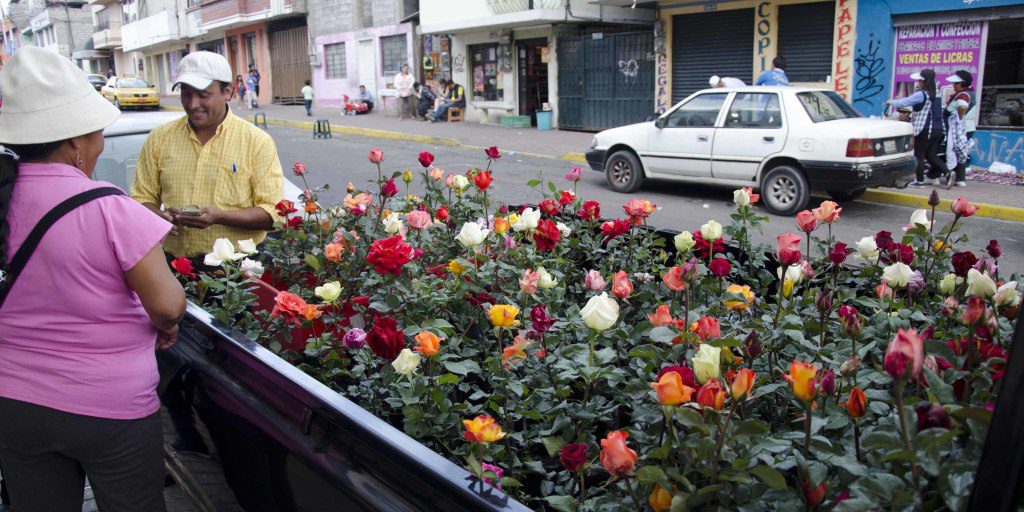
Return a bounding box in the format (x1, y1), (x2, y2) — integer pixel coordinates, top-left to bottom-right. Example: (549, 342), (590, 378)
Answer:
(585, 87), (916, 215)
(94, 111), (302, 202)
(85, 73), (107, 91)
(100, 76), (160, 110)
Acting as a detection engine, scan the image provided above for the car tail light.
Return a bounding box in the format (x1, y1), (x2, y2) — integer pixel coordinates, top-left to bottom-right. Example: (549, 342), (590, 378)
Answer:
(846, 139), (874, 158)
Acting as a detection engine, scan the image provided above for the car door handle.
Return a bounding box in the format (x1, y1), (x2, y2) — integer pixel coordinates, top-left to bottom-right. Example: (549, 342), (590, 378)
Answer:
(763, 136), (775, 142)
(697, 135), (709, 142)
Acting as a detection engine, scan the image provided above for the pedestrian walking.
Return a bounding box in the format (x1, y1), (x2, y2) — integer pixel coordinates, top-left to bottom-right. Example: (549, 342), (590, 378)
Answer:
(394, 64), (416, 120)
(301, 79), (314, 117)
(944, 70), (977, 188)
(248, 64), (261, 108)
(754, 57), (790, 86)
(709, 75), (746, 88)
(888, 69), (949, 186)
(234, 74), (246, 109)
(131, 50), (284, 262)
(0, 46), (185, 512)
(244, 70), (257, 110)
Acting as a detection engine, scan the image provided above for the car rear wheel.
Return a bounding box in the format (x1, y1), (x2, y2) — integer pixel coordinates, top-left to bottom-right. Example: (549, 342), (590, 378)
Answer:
(761, 165), (810, 216)
(605, 150), (645, 193)
(828, 188), (866, 202)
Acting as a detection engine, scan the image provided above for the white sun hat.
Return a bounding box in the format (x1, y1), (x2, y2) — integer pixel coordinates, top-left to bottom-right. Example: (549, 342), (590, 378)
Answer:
(909, 72), (924, 81)
(946, 74), (964, 83)
(709, 75), (721, 87)
(0, 46), (120, 145)
(173, 51), (233, 91)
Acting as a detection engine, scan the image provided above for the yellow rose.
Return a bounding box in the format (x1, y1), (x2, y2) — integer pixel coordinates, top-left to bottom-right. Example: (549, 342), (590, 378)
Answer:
(488, 304), (520, 328)
(692, 344), (721, 384)
(447, 259), (469, 274)
(314, 281), (342, 302)
(723, 284), (754, 311)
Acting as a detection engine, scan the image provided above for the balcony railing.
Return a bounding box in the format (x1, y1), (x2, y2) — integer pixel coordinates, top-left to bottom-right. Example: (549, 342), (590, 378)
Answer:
(94, 20), (112, 31)
(485, 0), (563, 14)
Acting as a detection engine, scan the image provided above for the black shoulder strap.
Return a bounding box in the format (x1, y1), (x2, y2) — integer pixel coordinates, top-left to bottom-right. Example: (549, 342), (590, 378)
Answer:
(0, 187), (124, 308)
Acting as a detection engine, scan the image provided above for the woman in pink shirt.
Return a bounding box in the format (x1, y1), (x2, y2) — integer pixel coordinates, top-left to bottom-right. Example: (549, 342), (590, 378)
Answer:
(0, 48), (185, 511)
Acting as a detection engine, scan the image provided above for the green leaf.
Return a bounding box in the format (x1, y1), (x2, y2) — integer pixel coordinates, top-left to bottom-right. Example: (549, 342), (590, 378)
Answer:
(734, 419), (770, 437)
(952, 407), (992, 425)
(443, 359), (481, 376)
(924, 369), (955, 404)
(465, 453), (482, 475)
(437, 373), (459, 385)
(544, 495), (578, 512)
(706, 337), (743, 348)
(649, 326), (677, 343)
(749, 465), (787, 490)
(498, 476), (522, 488)
(303, 254), (322, 273)
(526, 179), (542, 187)
(541, 437), (566, 457)
(636, 465), (670, 487)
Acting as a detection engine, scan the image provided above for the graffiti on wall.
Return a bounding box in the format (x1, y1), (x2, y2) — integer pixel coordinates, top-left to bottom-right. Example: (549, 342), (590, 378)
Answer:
(655, 51), (669, 113)
(755, 2), (772, 74)
(972, 131), (1024, 170)
(453, 54), (466, 74)
(854, 35), (886, 106)
(619, 59), (639, 82)
(831, 0), (855, 100)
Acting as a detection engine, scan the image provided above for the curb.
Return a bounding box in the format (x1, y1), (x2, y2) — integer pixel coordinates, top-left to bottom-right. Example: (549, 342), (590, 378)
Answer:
(161, 105), (587, 163)
(860, 189), (1024, 223)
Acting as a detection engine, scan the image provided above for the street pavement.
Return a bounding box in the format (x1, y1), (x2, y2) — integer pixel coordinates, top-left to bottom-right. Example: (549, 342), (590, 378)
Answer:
(267, 125), (1024, 274)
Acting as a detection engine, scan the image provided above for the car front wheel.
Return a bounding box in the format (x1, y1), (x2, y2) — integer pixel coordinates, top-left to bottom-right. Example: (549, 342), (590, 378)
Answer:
(761, 165), (810, 216)
(113, 98), (121, 110)
(605, 150), (645, 193)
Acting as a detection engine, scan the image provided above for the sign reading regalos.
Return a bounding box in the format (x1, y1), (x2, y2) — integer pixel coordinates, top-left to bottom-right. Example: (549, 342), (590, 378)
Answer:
(893, 21), (983, 83)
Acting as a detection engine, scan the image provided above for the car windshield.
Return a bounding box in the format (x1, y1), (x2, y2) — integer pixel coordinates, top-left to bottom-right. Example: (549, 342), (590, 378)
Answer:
(796, 91), (860, 123)
(88, 76), (105, 83)
(117, 78), (150, 88)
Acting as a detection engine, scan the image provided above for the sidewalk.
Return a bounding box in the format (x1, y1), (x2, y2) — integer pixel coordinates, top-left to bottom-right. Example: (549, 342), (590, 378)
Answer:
(159, 97), (1023, 222)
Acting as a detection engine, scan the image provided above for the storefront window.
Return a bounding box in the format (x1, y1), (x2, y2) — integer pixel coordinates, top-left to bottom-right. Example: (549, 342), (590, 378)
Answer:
(381, 35), (407, 75)
(980, 18), (1024, 130)
(470, 43), (501, 102)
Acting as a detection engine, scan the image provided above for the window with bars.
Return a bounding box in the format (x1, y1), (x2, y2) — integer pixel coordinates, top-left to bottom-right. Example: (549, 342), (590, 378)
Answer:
(324, 42), (346, 79)
(380, 34), (407, 75)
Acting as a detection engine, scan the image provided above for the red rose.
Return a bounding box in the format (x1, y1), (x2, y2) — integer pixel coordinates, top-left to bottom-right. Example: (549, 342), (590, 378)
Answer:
(539, 199), (560, 216)
(435, 205), (450, 221)
(270, 291), (308, 327)
(709, 258), (731, 277)
(987, 240), (1002, 259)
(578, 200), (601, 221)
(533, 219), (561, 252)
(829, 243), (849, 265)
(656, 365), (697, 389)
(368, 148), (384, 164)
(286, 217), (303, 229)
(275, 199), (298, 217)
(485, 146), (501, 159)
(473, 171), (493, 191)
(694, 233), (726, 259)
(951, 251), (978, 277)
(560, 443), (589, 472)
(367, 316), (404, 360)
(292, 162), (307, 176)
(418, 151), (435, 168)
(558, 190), (576, 206)
(365, 235), (413, 275)
(600, 219), (631, 242)
(170, 257), (195, 278)
(530, 304), (556, 334)
(381, 178), (398, 198)
(874, 231), (893, 251)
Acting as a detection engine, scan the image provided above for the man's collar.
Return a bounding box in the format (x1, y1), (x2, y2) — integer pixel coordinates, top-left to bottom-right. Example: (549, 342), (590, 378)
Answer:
(187, 106), (234, 143)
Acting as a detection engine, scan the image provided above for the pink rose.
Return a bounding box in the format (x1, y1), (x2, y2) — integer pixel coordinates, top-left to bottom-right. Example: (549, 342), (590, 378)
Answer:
(406, 210), (432, 230)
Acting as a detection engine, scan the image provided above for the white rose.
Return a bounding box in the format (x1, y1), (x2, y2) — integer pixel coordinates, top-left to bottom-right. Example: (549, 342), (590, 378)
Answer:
(692, 344), (721, 384)
(966, 268), (997, 298)
(455, 221), (489, 247)
(453, 175), (470, 191)
(239, 258), (264, 278)
(537, 267), (559, 289)
(939, 273), (961, 295)
(855, 236), (879, 261)
(674, 231), (695, 253)
(994, 281), (1021, 307)
(733, 188), (750, 207)
(908, 209), (932, 230)
(556, 222), (572, 238)
(382, 212), (404, 235)
(512, 208), (541, 232)
(237, 238), (259, 255)
(882, 262), (914, 288)
(778, 264), (803, 285)
(580, 292), (619, 331)
(391, 348), (421, 376)
(314, 281), (342, 302)
(699, 220), (723, 241)
(204, 238), (245, 266)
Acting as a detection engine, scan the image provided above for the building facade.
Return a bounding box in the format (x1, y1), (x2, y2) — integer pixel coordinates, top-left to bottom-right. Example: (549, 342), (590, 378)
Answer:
(420, 0), (656, 129)
(7, 0), (93, 62)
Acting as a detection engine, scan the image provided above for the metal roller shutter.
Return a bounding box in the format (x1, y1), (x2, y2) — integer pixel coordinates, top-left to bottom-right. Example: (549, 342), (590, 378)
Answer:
(671, 9), (754, 104)
(777, 1), (835, 83)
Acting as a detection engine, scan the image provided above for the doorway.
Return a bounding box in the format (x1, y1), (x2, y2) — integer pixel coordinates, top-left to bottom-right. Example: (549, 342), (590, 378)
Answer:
(228, 36), (239, 78)
(357, 39), (377, 94)
(517, 38), (549, 126)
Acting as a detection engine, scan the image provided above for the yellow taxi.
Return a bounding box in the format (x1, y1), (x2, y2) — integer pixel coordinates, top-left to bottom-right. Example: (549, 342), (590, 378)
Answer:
(100, 76), (160, 110)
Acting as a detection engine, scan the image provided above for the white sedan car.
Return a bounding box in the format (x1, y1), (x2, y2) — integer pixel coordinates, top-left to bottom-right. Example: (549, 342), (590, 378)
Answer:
(585, 87), (916, 215)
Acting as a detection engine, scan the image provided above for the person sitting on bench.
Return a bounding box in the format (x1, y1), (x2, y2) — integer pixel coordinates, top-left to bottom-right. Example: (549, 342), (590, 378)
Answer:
(427, 79), (465, 122)
(414, 82), (436, 119)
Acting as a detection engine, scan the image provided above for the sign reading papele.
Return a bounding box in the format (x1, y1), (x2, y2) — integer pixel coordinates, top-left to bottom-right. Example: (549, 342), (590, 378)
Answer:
(893, 21), (983, 82)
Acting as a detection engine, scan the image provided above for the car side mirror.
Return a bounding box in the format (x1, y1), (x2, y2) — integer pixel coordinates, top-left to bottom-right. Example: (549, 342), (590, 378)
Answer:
(654, 117), (667, 129)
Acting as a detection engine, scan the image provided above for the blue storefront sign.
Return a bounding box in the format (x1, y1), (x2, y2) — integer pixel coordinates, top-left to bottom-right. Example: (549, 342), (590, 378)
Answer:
(853, 0), (1024, 170)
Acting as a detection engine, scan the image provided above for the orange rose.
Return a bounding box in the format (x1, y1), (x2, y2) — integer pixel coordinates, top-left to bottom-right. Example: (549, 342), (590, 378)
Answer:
(502, 333), (531, 367)
(649, 484), (672, 512)
(730, 368), (756, 400)
(413, 331), (442, 357)
(783, 361), (819, 402)
(812, 200), (841, 223)
(611, 271), (633, 299)
(662, 266), (686, 292)
(696, 379), (727, 410)
(325, 242), (344, 262)
(493, 217), (510, 235)
(463, 415), (506, 443)
(650, 372), (696, 406)
(304, 201), (319, 214)
(599, 430), (637, 477)
(300, 304), (322, 321)
(842, 387), (867, 418)
(647, 304), (674, 327)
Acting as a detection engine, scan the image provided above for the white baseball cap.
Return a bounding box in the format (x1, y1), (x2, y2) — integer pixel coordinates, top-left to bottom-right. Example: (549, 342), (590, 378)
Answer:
(0, 46), (120, 145)
(909, 72), (924, 81)
(946, 74), (964, 83)
(173, 51), (233, 91)
(709, 75), (721, 87)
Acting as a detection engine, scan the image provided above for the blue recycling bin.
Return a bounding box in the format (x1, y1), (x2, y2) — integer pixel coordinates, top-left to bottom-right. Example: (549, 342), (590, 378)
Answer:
(536, 110), (553, 131)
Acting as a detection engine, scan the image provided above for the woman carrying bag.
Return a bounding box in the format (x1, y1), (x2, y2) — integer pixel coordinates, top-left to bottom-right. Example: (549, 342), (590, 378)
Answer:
(0, 47), (185, 511)
(887, 69), (949, 186)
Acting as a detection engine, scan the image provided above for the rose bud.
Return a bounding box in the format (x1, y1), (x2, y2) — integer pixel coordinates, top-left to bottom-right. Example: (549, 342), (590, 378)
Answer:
(941, 296), (960, 318)
(987, 240), (1002, 259)
(915, 402), (951, 431)
(843, 387), (867, 418)
(819, 369), (836, 396)
(840, 356), (861, 378)
(560, 443), (589, 473)
(744, 330), (763, 359)
(815, 291), (833, 312)
(801, 477), (827, 508)
(928, 189), (940, 207)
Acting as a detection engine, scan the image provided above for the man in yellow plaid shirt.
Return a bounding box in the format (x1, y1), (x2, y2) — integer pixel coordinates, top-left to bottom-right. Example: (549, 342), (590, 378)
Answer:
(131, 51), (283, 259)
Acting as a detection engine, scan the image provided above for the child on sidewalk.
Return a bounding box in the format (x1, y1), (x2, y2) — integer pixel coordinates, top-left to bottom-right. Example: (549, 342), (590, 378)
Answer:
(301, 80), (314, 116)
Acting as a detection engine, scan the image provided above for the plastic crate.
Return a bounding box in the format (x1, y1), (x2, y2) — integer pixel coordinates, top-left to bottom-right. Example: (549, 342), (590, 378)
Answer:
(500, 115), (532, 128)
